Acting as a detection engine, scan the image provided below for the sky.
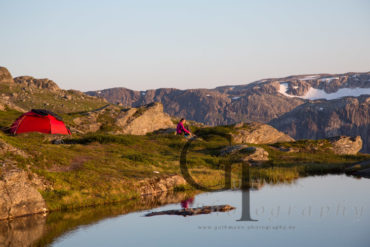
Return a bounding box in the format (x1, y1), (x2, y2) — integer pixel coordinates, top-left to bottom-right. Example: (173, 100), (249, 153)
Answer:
(1, 0), (370, 91)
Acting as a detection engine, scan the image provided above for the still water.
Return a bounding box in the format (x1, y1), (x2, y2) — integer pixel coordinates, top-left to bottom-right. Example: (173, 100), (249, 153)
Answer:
(48, 175), (370, 247)
(1, 175), (369, 247)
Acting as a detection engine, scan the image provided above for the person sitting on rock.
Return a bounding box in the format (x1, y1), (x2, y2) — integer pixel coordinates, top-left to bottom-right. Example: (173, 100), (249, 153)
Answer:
(177, 118), (192, 138)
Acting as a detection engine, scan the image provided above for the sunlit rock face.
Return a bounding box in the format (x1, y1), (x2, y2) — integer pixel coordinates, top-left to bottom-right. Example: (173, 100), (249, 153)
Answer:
(0, 164), (46, 220)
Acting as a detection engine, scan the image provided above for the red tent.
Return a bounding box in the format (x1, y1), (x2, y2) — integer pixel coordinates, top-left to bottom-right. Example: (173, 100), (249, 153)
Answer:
(10, 109), (71, 135)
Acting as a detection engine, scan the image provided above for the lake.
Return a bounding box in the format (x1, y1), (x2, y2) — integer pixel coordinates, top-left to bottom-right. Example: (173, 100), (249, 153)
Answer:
(1, 175), (369, 247)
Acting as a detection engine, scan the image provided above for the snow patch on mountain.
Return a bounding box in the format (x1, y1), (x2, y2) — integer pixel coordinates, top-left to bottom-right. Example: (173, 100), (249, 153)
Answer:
(319, 77), (339, 82)
(299, 75), (319, 81)
(279, 83), (370, 100)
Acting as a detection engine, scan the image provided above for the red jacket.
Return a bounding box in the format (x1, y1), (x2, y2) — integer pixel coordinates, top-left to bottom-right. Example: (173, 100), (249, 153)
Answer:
(177, 122), (190, 134)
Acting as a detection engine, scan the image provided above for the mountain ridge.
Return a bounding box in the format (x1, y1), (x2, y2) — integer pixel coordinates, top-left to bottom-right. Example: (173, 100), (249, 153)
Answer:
(86, 71), (370, 152)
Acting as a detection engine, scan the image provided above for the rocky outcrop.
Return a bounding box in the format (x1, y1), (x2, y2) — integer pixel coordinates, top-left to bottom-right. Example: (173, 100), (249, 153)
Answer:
(0, 66), (107, 115)
(270, 96), (370, 153)
(14, 76), (60, 92)
(72, 102), (174, 135)
(0, 67), (14, 84)
(327, 136), (363, 155)
(116, 102), (174, 135)
(138, 175), (186, 196)
(232, 122), (294, 144)
(0, 165), (47, 220)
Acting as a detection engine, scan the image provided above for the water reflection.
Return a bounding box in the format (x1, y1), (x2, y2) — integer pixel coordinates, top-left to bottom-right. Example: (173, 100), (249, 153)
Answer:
(0, 214), (46, 247)
(1, 175), (369, 247)
(0, 191), (196, 247)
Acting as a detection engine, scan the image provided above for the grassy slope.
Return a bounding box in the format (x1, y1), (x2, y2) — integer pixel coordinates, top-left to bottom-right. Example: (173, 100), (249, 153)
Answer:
(0, 82), (106, 114)
(1, 116), (369, 211)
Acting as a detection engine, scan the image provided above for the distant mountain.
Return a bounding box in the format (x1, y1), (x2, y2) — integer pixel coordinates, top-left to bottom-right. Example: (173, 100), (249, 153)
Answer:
(86, 72), (370, 124)
(269, 95), (370, 153)
(86, 71), (370, 152)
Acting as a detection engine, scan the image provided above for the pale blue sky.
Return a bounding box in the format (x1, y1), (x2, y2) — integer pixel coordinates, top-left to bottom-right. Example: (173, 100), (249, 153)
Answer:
(1, 0), (369, 91)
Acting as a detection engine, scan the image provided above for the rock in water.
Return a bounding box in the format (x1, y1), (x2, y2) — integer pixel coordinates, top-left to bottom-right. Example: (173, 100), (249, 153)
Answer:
(145, 205), (235, 217)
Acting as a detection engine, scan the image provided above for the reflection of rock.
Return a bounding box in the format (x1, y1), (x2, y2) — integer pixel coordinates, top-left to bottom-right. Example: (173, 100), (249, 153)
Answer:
(0, 214), (46, 247)
(345, 159), (370, 179)
(219, 145), (269, 164)
(139, 175), (186, 195)
(145, 204), (235, 217)
(240, 147), (269, 164)
(35, 190), (196, 246)
(0, 165), (46, 220)
(352, 168), (370, 178)
(232, 122), (294, 144)
(327, 136), (363, 155)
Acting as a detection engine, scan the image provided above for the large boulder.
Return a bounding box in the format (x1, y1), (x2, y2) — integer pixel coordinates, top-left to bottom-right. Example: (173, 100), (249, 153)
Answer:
(115, 102), (174, 135)
(71, 102), (175, 135)
(0, 165), (47, 220)
(0, 67), (14, 84)
(327, 136), (363, 155)
(232, 122), (294, 144)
